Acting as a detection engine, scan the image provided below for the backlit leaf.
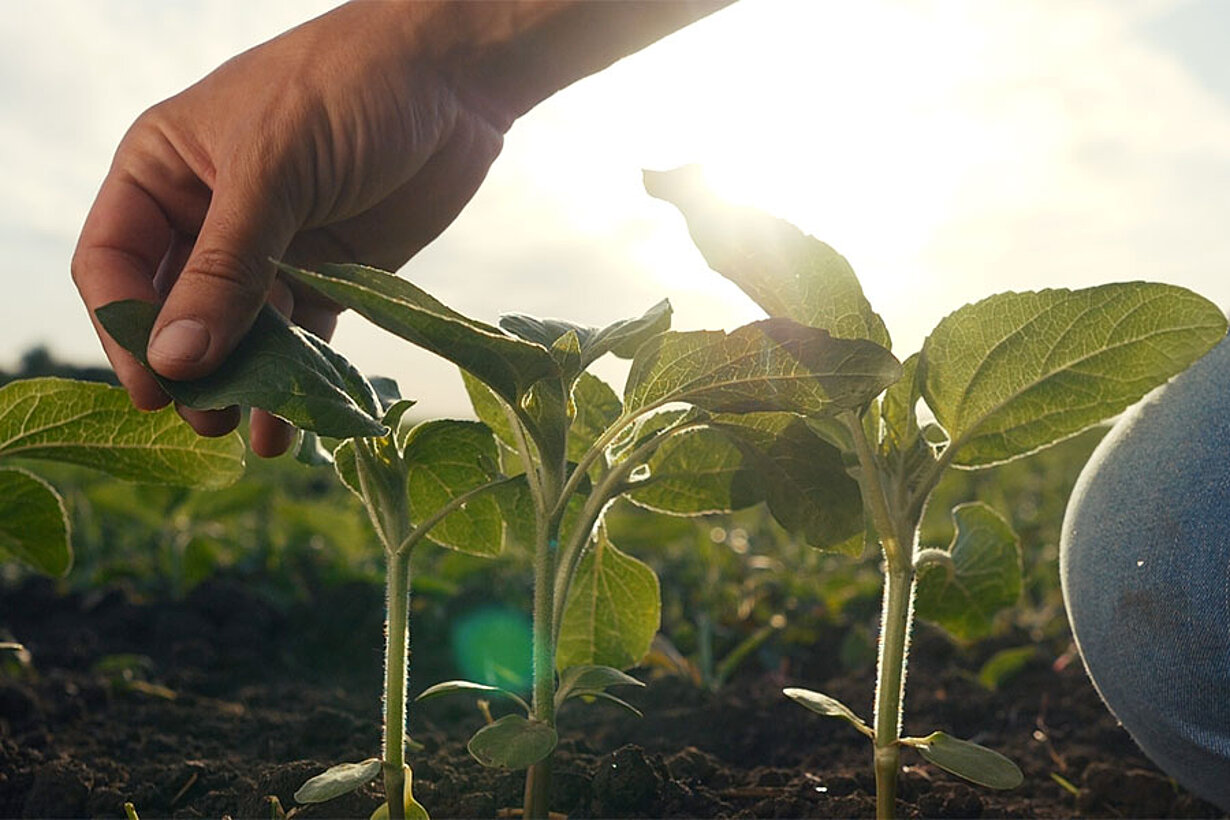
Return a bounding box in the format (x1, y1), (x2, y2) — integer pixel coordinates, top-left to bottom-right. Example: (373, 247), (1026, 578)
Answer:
(500, 299), (672, 375)
(0, 377), (244, 488)
(907, 731), (1023, 789)
(462, 371), (518, 452)
(711, 413), (864, 553)
(920, 284), (1227, 467)
(403, 420), (502, 556)
(97, 300), (384, 439)
(275, 263), (558, 410)
(644, 165), (890, 348)
(915, 502), (1020, 641)
(626, 426), (756, 515)
(467, 715), (557, 770)
(557, 526), (660, 670)
(783, 687), (873, 738)
(569, 373), (622, 470)
(554, 665), (645, 711)
(367, 765), (429, 820)
(625, 319), (900, 418)
(0, 467), (69, 576)
(415, 679), (530, 714)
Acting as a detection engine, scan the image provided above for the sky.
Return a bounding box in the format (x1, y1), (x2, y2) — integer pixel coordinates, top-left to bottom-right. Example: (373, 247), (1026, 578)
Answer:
(3, 0), (1230, 418)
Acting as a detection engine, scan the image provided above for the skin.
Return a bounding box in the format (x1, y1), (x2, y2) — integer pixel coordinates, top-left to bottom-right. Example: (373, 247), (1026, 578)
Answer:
(72, 0), (731, 457)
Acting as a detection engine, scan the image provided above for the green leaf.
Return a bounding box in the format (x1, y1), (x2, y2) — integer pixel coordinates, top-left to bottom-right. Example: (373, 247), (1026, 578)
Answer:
(295, 431), (334, 466)
(920, 283), (1228, 467)
(500, 299), (673, 376)
(293, 758), (381, 804)
(275, 262), (559, 410)
(625, 319), (900, 418)
(626, 426), (756, 515)
(466, 715), (557, 770)
(644, 165), (890, 348)
(557, 526), (660, 670)
(415, 679), (530, 714)
(977, 646), (1037, 691)
(880, 353), (922, 454)
(782, 687), (873, 738)
(554, 665), (645, 711)
(609, 408), (692, 465)
(915, 503), (1021, 641)
(96, 300), (385, 439)
(491, 475), (536, 553)
(403, 420), (502, 557)
(332, 439), (360, 497)
(906, 731), (1024, 789)
(711, 413), (864, 553)
(0, 377), (244, 488)
(0, 467), (70, 576)
(569, 373), (623, 470)
(462, 371), (519, 453)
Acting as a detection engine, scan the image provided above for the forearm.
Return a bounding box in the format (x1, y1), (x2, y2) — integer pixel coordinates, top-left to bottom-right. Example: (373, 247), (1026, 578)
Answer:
(391, 0), (737, 129)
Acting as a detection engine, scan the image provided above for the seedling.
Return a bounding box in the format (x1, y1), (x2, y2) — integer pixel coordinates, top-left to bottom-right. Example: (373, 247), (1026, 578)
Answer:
(0, 376), (244, 577)
(98, 302), (522, 819)
(250, 257), (897, 818)
(643, 164), (1228, 817)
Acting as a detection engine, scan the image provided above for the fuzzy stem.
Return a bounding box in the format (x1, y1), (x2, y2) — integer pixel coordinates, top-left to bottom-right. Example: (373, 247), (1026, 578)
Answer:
(383, 548), (412, 820)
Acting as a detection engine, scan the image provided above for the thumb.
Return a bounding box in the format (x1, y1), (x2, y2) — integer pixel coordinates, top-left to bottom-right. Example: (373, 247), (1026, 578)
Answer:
(147, 177), (296, 380)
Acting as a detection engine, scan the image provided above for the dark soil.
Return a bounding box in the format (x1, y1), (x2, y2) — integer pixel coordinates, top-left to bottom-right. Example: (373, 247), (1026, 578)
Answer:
(0, 576), (1223, 819)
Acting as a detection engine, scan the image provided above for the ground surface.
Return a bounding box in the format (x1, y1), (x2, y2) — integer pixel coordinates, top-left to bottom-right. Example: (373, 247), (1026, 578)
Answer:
(1, 575), (1224, 819)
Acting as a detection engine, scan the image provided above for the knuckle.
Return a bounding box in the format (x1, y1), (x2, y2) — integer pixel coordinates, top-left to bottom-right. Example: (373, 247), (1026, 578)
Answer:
(184, 246), (271, 303)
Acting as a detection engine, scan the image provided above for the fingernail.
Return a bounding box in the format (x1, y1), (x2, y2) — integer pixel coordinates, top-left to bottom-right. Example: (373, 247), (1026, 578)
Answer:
(149, 319), (211, 365)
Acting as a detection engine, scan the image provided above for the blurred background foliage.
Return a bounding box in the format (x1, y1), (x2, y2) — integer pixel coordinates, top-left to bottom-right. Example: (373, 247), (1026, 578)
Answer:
(2, 347), (1104, 689)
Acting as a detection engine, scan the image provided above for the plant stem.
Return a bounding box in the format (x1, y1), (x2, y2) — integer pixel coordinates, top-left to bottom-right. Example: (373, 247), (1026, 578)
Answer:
(844, 412), (916, 820)
(383, 548), (412, 820)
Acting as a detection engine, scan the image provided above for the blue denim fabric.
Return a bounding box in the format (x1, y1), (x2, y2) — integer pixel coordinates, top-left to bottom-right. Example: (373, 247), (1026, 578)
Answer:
(1061, 331), (1230, 810)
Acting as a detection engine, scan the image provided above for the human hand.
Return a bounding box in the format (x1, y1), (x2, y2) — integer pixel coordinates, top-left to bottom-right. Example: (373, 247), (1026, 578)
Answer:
(72, 2), (507, 456)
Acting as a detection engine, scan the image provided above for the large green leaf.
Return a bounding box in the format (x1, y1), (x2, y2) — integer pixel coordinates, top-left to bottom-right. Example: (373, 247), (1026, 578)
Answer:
(711, 413), (864, 554)
(500, 299), (672, 378)
(557, 526), (660, 670)
(915, 503), (1021, 641)
(97, 300), (384, 439)
(403, 420), (502, 557)
(0, 467), (70, 576)
(467, 715), (557, 770)
(644, 165), (890, 348)
(627, 426), (756, 515)
(920, 284), (1228, 467)
(625, 319), (900, 418)
(0, 377), (244, 488)
(275, 262), (559, 409)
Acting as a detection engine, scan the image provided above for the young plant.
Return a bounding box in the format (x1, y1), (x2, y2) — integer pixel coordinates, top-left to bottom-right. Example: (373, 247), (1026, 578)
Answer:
(98, 301), (521, 819)
(0, 376), (244, 577)
(266, 260), (900, 818)
(644, 164), (1229, 817)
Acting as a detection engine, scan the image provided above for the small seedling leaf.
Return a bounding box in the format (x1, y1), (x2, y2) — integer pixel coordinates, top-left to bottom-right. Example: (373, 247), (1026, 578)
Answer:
(645, 166), (890, 348)
(711, 413), (864, 553)
(557, 525), (660, 670)
(0, 467), (69, 576)
(977, 646), (1037, 691)
(293, 758), (382, 803)
(920, 283), (1228, 467)
(625, 319), (900, 419)
(783, 687), (873, 738)
(97, 300), (385, 439)
(415, 680), (530, 714)
(915, 503), (1021, 641)
(276, 262), (559, 410)
(403, 420), (503, 557)
(500, 299), (672, 375)
(0, 378), (244, 488)
(466, 715), (557, 770)
(555, 664), (644, 710)
(907, 731), (1024, 789)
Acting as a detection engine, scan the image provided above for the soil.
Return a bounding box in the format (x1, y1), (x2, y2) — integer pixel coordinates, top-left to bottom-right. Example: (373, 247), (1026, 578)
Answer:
(1, 575), (1223, 819)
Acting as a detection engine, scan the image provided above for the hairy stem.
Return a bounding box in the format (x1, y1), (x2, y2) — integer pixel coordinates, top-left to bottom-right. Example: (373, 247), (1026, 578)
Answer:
(383, 549), (412, 820)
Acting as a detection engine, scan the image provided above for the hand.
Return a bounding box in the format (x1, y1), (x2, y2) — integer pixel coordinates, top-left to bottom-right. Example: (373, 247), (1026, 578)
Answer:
(72, 2), (507, 456)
